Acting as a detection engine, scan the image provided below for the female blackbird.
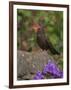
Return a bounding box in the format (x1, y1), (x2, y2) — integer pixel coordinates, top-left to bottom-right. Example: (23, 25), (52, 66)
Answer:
(32, 22), (60, 55)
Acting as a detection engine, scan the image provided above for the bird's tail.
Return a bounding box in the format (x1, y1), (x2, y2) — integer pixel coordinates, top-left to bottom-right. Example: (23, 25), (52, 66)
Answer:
(49, 45), (60, 55)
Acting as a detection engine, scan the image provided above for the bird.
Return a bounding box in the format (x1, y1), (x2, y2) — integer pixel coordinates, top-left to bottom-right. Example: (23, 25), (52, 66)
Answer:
(32, 20), (60, 55)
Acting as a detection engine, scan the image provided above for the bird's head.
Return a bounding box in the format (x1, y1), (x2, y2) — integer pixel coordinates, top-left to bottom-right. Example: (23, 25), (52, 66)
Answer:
(32, 22), (41, 32)
(32, 17), (45, 33)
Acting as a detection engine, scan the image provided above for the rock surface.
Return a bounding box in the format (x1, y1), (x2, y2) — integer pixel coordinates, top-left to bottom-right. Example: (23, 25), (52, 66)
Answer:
(17, 50), (61, 80)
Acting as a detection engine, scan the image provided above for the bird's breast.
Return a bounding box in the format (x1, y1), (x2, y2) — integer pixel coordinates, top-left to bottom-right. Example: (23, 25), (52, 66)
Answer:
(37, 33), (49, 50)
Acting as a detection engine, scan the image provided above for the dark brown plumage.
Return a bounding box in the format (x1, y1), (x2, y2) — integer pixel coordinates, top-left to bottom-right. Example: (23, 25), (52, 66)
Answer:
(32, 21), (60, 55)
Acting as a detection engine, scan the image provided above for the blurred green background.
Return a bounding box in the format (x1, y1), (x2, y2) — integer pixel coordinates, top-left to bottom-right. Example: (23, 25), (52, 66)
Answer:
(17, 9), (63, 53)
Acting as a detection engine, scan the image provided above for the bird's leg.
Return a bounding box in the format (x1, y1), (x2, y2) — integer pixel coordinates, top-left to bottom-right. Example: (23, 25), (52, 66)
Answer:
(47, 50), (51, 54)
(43, 49), (46, 52)
(40, 48), (43, 52)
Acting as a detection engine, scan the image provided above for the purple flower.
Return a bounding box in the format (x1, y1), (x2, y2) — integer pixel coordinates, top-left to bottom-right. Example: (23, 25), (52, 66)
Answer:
(33, 60), (63, 80)
(59, 71), (63, 78)
(33, 71), (44, 80)
(51, 71), (63, 78)
(43, 60), (63, 78)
